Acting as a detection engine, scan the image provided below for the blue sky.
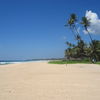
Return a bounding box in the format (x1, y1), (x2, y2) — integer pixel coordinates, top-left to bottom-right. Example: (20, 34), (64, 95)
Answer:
(0, 0), (100, 60)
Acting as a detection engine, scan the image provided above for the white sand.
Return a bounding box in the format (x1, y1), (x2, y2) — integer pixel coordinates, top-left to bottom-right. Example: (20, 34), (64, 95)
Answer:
(0, 62), (100, 100)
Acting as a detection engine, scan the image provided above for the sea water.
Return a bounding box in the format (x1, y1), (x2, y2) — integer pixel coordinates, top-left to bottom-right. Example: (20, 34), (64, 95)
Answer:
(0, 60), (48, 65)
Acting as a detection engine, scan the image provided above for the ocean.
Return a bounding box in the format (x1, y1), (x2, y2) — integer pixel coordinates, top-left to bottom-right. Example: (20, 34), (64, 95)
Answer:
(0, 60), (48, 65)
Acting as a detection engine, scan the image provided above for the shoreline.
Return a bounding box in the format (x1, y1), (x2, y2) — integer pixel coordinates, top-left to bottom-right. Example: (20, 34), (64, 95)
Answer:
(0, 60), (49, 65)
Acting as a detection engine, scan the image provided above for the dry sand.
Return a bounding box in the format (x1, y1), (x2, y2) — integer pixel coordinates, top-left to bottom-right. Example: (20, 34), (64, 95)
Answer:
(0, 62), (100, 100)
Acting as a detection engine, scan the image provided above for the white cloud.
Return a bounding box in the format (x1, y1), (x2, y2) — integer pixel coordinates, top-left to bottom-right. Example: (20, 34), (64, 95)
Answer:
(84, 10), (100, 35)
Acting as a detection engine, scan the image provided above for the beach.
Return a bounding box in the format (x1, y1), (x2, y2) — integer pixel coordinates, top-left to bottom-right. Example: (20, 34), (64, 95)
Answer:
(0, 62), (100, 100)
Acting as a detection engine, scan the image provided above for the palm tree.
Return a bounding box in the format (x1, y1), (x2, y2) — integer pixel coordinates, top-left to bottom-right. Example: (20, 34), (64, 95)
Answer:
(65, 48), (71, 60)
(81, 16), (97, 62)
(81, 17), (93, 42)
(76, 34), (81, 41)
(66, 41), (75, 48)
(65, 13), (82, 42)
(90, 40), (100, 61)
(65, 14), (86, 60)
(65, 13), (77, 39)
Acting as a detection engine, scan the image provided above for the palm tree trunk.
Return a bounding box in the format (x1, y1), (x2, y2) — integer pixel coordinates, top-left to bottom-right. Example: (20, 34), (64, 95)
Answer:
(85, 27), (93, 42)
(85, 27), (97, 62)
(73, 24), (82, 42)
(70, 26), (77, 39)
(74, 24), (80, 35)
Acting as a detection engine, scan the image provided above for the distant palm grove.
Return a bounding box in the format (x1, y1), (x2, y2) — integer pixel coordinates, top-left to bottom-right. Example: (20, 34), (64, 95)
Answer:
(65, 13), (100, 63)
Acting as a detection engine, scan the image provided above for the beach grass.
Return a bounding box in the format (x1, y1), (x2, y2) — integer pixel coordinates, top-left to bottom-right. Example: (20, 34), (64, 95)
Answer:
(96, 62), (100, 64)
(48, 60), (100, 64)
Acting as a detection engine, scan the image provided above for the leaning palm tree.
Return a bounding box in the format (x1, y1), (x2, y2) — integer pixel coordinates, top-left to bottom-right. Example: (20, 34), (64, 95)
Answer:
(81, 16), (93, 42)
(70, 14), (80, 35)
(65, 13), (82, 42)
(65, 13), (77, 39)
(81, 16), (96, 62)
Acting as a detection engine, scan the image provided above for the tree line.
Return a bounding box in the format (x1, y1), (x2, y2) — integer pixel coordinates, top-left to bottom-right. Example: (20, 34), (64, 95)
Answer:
(65, 13), (100, 63)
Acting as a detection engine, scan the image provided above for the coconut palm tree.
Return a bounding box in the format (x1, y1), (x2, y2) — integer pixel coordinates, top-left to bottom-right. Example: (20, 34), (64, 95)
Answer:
(89, 40), (100, 61)
(65, 14), (86, 60)
(65, 48), (71, 60)
(65, 13), (77, 39)
(81, 16), (93, 42)
(65, 13), (82, 42)
(70, 14), (81, 35)
(66, 41), (75, 48)
(81, 16), (97, 62)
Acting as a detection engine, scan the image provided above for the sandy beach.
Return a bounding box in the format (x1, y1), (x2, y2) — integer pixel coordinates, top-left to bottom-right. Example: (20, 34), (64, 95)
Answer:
(0, 62), (100, 100)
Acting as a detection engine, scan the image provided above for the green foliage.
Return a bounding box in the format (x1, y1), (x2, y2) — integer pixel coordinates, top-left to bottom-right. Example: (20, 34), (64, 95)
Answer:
(81, 16), (90, 28)
(65, 38), (87, 59)
(65, 13), (100, 63)
(48, 60), (100, 64)
(89, 40), (100, 61)
(65, 40), (100, 62)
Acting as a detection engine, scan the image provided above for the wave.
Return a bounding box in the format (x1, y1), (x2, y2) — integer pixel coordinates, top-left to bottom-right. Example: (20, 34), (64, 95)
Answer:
(0, 60), (49, 65)
(0, 62), (21, 65)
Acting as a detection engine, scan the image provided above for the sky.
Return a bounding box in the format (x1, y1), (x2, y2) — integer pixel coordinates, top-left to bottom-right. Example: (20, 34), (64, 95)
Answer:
(0, 0), (100, 60)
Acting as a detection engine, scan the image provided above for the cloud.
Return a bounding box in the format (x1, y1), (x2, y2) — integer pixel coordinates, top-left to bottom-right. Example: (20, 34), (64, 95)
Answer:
(84, 10), (100, 35)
